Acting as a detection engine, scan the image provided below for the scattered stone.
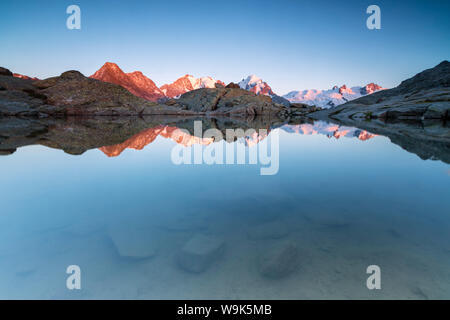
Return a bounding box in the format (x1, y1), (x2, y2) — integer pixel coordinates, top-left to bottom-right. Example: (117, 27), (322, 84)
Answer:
(177, 234), (225, 273)
(247, 221), (289, 240)
(258, 240), (299, 279)
(108, 224), (162, 259)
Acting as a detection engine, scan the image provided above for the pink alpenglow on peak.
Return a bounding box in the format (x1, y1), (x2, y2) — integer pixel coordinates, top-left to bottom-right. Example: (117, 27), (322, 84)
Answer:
(90, 62), (165, 102)
(282, 122), (377, 141)
(363, 83), (384, 94)
(283, 83), (385, 108)
(13, 73), (39, 81)
(238, 75), (275, 96)
(160, 74), (225, 98)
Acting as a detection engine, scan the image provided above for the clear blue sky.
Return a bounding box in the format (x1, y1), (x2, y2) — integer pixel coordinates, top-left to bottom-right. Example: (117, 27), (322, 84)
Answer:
(1, 0), (449, 94)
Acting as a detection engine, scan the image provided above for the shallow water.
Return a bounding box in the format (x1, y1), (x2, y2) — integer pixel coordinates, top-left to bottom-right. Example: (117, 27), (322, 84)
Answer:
(0, 119), (449, 299)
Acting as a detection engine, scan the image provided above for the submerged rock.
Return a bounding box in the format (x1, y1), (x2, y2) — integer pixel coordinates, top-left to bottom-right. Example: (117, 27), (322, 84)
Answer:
(258, 240), (299, 279)
(108, 224), (163, 259)
(177, 234), (225, 273)
(247, 221), (289, 240)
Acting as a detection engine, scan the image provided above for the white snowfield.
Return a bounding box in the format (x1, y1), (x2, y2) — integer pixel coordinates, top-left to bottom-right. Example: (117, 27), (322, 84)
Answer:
(187, 75), (220, 89)
(165, 72), (384, 108)
(237, 75), (384, 108)
(238, 75), (274, 96)
(282, 84), (385, 108)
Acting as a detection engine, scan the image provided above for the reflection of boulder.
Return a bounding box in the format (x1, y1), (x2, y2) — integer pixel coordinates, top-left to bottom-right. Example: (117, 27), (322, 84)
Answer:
(225, 82), (240, 89)
(177, 234), (225, 273)
(258, 240), (299, 279)
(33, 71), (171, 116)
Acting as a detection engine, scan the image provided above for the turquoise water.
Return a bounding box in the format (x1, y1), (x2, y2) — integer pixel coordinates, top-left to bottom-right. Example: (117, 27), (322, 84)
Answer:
(0, 121), (449, 299)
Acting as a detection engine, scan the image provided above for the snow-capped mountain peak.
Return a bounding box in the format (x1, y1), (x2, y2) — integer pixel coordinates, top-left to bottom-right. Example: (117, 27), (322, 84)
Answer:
(90, 62), (165, 102)
(160, 75), (225, 98)
(283, 83), (385, 108)
(238, 75), (275, 96)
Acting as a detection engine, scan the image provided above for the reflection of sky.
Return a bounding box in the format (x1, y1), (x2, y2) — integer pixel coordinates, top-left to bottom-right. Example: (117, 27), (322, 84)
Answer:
(1, 0), (449, 93)
(1, 130), (449, 225)
(0, 127), (449, 298)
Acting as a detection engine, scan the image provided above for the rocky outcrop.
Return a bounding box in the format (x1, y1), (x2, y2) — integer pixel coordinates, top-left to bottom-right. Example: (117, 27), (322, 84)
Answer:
(0, 69), (194, 117)
(311, 61), (450, 121)
(166, 87), (285, 117)
(225, 82), (240, 89)
(33, 70), (164, 116)
(278, 103), (322, 118)
(13, 73), (39, 81)
(1, 67), (290, 118)
(0, 67), (13, 77)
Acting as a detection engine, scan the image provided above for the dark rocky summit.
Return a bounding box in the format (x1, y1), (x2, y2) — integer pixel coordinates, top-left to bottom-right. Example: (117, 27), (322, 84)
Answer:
(0, 67), (13, 77)
(225, 82), (240, 89)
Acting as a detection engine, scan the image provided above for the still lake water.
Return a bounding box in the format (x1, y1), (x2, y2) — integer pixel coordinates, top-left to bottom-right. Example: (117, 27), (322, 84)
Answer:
(0, 120), (449, 299)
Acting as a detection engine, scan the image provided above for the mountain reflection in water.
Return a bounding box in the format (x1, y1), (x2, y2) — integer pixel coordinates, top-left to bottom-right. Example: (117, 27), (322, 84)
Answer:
(98, 121), (377, 157)
(0, 116), (449, 299)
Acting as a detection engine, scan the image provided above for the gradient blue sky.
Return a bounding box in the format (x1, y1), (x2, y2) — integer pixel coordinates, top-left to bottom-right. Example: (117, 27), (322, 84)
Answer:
(1, 0), (449, 94)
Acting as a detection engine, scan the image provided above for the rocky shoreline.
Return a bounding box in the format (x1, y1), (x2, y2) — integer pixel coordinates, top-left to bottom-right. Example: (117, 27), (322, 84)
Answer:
(1, 62), (449, 163)
(1, 67), (309, 119)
